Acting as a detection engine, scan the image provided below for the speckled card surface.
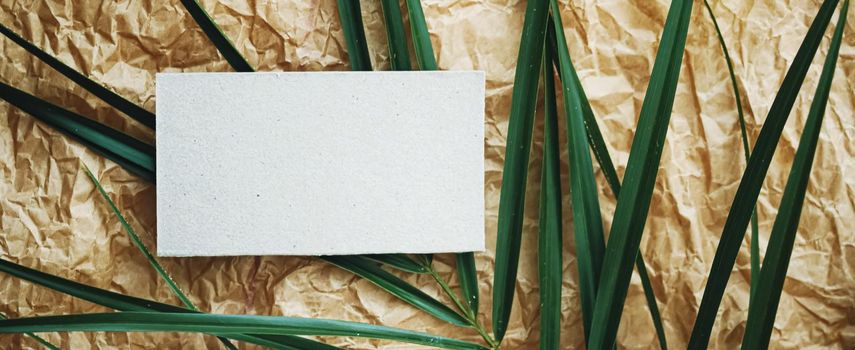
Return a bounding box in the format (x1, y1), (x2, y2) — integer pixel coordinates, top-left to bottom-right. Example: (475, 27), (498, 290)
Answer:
(156, 71), (485, 256)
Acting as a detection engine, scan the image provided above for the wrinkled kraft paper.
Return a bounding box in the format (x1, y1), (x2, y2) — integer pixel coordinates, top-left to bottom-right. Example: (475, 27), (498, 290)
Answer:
(1, 0), (853, 349)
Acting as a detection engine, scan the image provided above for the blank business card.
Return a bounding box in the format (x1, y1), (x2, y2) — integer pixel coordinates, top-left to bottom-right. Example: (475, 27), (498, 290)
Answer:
(156, 71), (485, 256)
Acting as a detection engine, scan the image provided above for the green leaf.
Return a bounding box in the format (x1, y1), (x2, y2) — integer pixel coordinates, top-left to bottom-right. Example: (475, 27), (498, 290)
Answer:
(321, 256), (469, 327)
(405, 0), (438, 70)
(455, 252), (479, 316)
(84, 166), (194, 308)
(0, 312), (486, 350)
(587, 0), (694, 348)
(634, 257), (667, 350)
(336, 2), (478, 333)
(0, 258), (337, 350)
(702, 0), (761, 305)
(0, 24), (155, 130)
(179, 0), (253, 72)
(546, 44), (620, 198)
(82, 166), (240, 349)
(0, 312), (59, 350)
(365, 254), (428, 274)
(333, 0), (462, 308)
(546, 9), (667, 348)
(0, 82), (155, 182)
(741, 1), (847, 349)
(688, 0), (840, 347)
(379, 0), (412, 70)
(403, 0), (480, 322)
(337, 0), (373, 71)
(548, 8), (607, 344)
(538, 38), (563, 350)
(492, 0), (550, 341)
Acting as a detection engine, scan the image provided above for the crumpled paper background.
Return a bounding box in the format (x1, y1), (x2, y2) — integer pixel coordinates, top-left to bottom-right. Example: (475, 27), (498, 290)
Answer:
(0, 0), (853, 348)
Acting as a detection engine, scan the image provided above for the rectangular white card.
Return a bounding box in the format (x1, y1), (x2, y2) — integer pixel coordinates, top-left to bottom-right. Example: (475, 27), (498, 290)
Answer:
(156, 71), (485, 256)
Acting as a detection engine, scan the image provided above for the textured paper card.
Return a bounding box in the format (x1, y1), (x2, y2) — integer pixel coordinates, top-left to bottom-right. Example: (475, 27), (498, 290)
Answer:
(156, 72), (485, 256)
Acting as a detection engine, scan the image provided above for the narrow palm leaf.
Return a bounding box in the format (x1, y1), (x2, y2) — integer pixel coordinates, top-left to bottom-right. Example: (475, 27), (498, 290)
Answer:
(549, 8), (606, 343)
(84, 166), (195, 309)
(688, 1), (840, 347)
(83, 166), (240, 350)
(741, 2), (847, 349)
(336, 1), (473, 330)
(365, 254), (428, 274)
(321, 256), (468, 327)
(538, 40), (563, 350)
(336, 7), (470, 323)
(455, 252), (479, 316)
(379, 0), (412, 70)
(546, 49), (620, 195)
(404, 0), (480, 319)
(588, 1), (694, 348)
(492, 0), (550, 341)
(0, 258), (337, 350)
(179, 0), (253, 72)
(0, 24), (155, 129)
(405, 0), (438, 70)
(546, 11), (667, 347)
(337, 0), (373, 71)
(634, 256), (667, 349)
(0, 313), (59, 350)
(0, 312), (485, 350)
(702, 0), (761, 304)
(0, 82), (154, 181)
(401, 0), (480, 319)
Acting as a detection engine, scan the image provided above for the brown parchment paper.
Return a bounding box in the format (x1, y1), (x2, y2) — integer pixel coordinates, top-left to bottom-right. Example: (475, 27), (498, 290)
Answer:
(1, 0), (853, 348)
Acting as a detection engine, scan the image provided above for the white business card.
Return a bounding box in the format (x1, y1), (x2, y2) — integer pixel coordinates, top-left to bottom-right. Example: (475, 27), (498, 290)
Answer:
(156, 71), (485, 256)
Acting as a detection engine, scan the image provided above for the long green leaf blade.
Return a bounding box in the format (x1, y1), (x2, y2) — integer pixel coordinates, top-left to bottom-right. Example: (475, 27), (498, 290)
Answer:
(702, 0), (761, 305)
(635, 256), (666, 349)
(741, 2), (847, 349)
(403, 0), (479, 320)
(538, 40), (563, 350)
(688, 1), (840, 347)
(0, 313), (59, 350)
(549, 7), (606, 343)
(365, 254), (428, 274)
(0, 82), (154, 181)
(83, 166), (239, 349)
(336, 8), (470, 324)
(336, 2), (477, 333)
(0, 24), (155, 129)
(405, 0), (438, 70)
(379, 0), (412, 70)
(546, 47), (620, 196)
(492, 0), (549, 341)
(321, 256), (469, 327)
(0, 258), (337, 350)
(337, 0), (373, 71)
(84, 166), (194, 309)
(0, 259), (194, 314)
(455, 252), (479, 316)
(546, 12), (667, 348)
(0, 312), (485, 350)
(179, 0), (253, 72)
(403, 0), (481, 319)
(588, 1), (694, 348)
